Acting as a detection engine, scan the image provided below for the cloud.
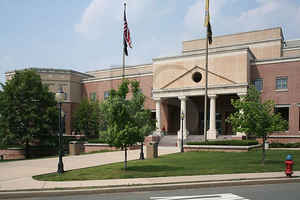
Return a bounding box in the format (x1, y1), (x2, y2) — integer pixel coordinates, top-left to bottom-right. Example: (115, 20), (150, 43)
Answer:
(75, 0), (153, 40)
(184, 0), (300, 40)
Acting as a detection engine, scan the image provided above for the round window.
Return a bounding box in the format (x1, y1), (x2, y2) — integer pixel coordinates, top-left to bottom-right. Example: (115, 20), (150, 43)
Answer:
(192, 72), (202, 83)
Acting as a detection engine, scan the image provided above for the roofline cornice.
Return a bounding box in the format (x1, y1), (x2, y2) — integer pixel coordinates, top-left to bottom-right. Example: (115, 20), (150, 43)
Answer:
(85, 63), (152, 74)
(182, 38), (282, 53)
(183, 27), (282, 44)
(251, 56), (300, 65)
(5, 67), (93, 78)
(153, 47), (255, 62)
(82, 72), (153, 84)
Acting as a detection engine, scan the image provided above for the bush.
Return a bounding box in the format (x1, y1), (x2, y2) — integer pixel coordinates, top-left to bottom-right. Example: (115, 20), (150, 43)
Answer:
(87, 138), (107, 144)
(269, 142), (300, 148)
(187, 140), (259, 146)
(0, 144), (24, 149)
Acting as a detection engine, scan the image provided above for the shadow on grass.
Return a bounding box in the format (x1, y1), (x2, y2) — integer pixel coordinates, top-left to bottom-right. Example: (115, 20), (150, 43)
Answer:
(126, 165), (183, 172)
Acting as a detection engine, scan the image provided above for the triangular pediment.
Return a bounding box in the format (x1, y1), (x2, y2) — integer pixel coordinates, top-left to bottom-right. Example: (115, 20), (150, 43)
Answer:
(162, 66), (237, 89)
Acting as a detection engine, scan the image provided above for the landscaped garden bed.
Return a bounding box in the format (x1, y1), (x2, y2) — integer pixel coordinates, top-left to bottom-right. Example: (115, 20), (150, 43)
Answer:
(185, 140), (261, 152)
(269, 142), (300, 148)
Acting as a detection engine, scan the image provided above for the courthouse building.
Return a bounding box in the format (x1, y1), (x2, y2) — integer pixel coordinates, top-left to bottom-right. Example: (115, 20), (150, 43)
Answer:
(5, 27), (300, 143)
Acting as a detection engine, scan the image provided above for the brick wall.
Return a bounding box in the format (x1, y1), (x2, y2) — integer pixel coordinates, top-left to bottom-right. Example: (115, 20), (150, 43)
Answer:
(251, 61), (300, 134)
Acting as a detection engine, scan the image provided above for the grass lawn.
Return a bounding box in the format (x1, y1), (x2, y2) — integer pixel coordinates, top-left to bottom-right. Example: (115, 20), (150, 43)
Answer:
(33, 150), (299, 181)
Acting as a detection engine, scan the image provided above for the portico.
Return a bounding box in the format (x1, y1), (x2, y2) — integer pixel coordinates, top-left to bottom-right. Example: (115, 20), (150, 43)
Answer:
(153, 85), (248, 140)
(152, 41), (254, 142)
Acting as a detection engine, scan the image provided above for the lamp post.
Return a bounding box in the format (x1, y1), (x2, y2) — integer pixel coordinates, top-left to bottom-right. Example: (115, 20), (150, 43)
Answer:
(139, 142), (145, 160)
(56, 87), (65, 174)
(180, 112), (184, 153)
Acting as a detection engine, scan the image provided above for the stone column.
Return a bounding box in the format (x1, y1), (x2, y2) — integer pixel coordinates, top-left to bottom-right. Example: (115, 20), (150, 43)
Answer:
(207, 94), (217, 140)
(178, 96), (189, 140)
(154, 98), (161, 135)
(236, 93), (247, 137)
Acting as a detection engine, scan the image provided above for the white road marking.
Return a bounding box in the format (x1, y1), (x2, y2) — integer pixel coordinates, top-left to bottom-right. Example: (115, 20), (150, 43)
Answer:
(150, 193), (249, 200)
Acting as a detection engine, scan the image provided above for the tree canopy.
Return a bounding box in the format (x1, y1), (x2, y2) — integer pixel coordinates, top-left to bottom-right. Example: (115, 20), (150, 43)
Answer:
(227, 85), (288, 164)
(0, 70), (58, 158)
(72, 98), (103, 138)
(101, 79), (155, 169)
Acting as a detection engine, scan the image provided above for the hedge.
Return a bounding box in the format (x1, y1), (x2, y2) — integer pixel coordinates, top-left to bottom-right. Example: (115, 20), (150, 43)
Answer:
(87, 138), (107, 144)
(269, 142), (300, 148)
(187, 140), (259, 146)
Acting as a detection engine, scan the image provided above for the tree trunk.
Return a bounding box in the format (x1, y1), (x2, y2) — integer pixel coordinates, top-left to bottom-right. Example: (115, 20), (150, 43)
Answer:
(262, 136), (266, 165)
(124, 146), (127, 170)
(25, 139), (29, 159)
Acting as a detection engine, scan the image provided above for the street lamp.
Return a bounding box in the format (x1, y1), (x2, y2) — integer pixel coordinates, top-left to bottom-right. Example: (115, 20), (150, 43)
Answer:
(139, 141), (145, 160)
(180, 112), (184, 153)
(55, 87), (65, 174)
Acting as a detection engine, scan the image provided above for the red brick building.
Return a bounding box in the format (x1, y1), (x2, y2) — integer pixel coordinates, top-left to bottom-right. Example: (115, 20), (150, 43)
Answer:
(5, 27), (300, 143)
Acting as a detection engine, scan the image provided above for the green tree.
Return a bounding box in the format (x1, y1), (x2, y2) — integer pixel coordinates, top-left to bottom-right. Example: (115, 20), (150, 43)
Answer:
(227, 85), (288, 164)
(101, 79), (154, 169)
(130, 80), (155, 159)
(72, 98), (103, 138)
(0, 70), (58, 158)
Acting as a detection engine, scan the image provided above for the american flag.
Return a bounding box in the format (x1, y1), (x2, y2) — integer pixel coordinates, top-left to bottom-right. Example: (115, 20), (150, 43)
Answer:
(124, 3), (132, 56)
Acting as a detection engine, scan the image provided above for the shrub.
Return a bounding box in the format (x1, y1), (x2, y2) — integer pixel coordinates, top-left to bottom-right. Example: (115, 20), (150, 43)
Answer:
(87, 138), (107, 144)
(269, 142), (300, 148)
(187, 140), (259, 146)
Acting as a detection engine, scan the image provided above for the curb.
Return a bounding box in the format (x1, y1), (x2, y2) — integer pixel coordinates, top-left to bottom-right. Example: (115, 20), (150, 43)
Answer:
(1, 177), (300, 199)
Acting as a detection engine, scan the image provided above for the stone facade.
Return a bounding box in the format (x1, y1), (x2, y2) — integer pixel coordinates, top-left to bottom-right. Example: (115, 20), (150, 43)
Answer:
(4, 27), (300, 143)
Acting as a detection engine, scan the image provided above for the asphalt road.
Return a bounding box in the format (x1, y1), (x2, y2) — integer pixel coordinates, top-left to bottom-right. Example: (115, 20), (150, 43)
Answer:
(16, 182), (300, 200)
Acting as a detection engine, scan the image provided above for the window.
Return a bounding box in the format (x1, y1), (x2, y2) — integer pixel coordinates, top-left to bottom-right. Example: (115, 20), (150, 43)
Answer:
(253, 79), (263, 91)
(59, 84), (68, 100)
(104, 91), (110, 99)
(90, 92), (97, 101)
(276, 77), (288, 89)
(275, 105), (289, 130)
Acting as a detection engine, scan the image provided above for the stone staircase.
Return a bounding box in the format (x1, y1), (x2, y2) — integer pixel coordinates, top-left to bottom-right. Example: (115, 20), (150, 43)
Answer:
(158, 135), (178, 147)
(158, 134), (234, 146)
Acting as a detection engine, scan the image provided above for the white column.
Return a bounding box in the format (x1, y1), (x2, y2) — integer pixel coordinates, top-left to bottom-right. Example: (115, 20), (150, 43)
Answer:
(207, 94), (217, 140)
(178, 96), (189, 140)
(236, 93), (247, 137)
(154, 98), (161, 135)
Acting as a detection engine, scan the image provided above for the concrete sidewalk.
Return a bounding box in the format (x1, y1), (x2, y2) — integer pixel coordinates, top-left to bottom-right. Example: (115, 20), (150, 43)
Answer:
(0, 146), (177, 191)
(1, 146), (300, 197)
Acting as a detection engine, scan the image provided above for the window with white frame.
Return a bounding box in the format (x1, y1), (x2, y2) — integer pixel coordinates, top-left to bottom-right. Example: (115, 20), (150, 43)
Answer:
(274, 105), (289, 130)
(276, 77), (288, 89)
(253, 79), (263, 91)
(104, 91), (110, 99)
(90, 92), (97, 101)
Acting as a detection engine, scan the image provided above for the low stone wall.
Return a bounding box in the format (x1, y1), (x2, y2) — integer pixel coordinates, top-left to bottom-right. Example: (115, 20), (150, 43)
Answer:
(184, 144), (262, 152)
(0, 148), (25, 160)
(84, 143), (140, 153)
(84, 144), (118, 153)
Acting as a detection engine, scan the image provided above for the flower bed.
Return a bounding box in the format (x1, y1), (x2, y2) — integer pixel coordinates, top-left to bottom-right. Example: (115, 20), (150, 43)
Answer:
(187, 140), (258, 146)
(184, 140), (261, 152)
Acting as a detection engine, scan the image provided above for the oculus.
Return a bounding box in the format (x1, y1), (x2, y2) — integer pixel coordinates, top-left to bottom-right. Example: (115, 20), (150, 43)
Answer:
(192, 72), (202, 83)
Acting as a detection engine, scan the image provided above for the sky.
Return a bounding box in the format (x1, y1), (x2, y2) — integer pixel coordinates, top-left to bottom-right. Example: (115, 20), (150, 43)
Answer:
(1, 0), (300, 84)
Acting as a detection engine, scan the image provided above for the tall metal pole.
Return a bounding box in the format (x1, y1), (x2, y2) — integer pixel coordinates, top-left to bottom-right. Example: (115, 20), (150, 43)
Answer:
(122, 47), (125, 79)
(57, 102), (64, 174)
(203, 27), (209, 142)
(122, 3), (126, 80)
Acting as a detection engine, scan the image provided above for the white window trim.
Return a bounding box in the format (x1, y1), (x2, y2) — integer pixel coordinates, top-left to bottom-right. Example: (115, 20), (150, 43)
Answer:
(275, 77), (288, 90)
(275, 104), (291, 108)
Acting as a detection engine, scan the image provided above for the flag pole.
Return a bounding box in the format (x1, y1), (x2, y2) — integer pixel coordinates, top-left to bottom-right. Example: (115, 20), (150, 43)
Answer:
(122, 3), (126, 80)
(204, 26), (208, 142)
(203, 0), (210, 142)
